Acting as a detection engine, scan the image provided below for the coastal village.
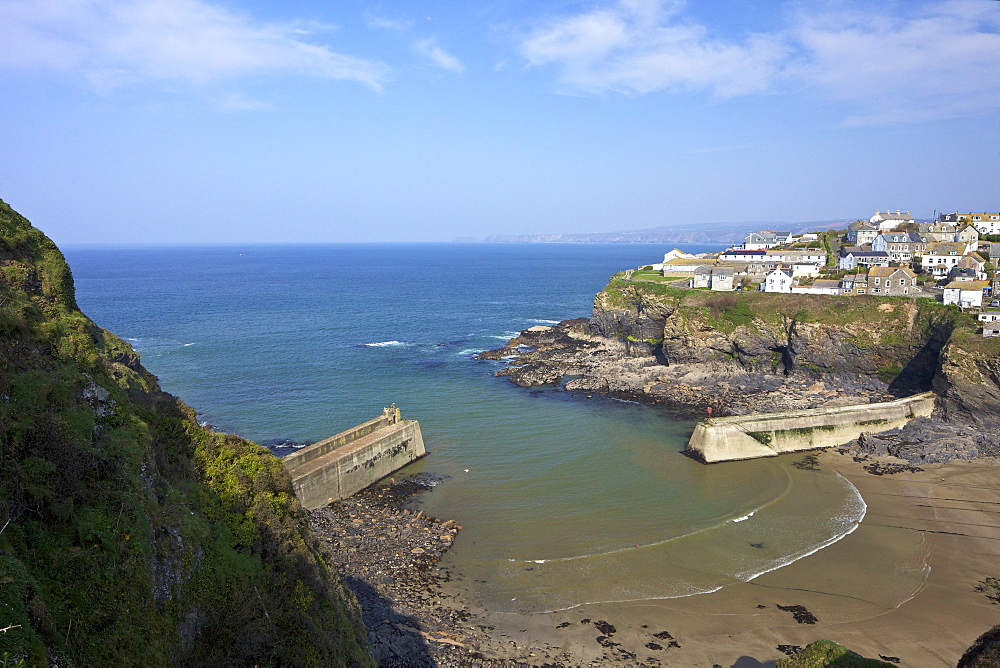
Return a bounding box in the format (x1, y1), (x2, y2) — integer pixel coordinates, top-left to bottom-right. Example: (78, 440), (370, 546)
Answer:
(643, 209), (1000, 336)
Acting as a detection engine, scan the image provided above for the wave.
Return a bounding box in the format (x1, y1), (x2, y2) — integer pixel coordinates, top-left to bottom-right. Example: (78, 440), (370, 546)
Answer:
(527, 319), (561, 324)
(736, 472), (867, 584)
(456, 348), (484, 356)
(182, 342), (196, 347)
(475, 471), (868, 613)
(490, 332), (521, 340)
(364, 340), (409, 347)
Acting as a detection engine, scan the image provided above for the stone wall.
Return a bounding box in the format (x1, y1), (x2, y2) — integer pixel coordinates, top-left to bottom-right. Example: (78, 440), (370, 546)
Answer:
(283, 408), (426, 509)
(686, 392), (937, 463)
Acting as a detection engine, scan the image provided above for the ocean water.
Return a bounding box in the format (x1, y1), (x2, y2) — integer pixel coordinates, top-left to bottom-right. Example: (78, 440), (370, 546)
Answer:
(65, 242), (869, 612)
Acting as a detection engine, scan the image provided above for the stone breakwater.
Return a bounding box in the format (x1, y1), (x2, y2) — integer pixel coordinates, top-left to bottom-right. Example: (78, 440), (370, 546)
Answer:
(686, 392), (937, 463)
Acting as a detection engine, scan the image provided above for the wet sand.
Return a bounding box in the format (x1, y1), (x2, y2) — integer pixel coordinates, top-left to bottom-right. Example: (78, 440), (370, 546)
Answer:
(446, 452), (1000, 666)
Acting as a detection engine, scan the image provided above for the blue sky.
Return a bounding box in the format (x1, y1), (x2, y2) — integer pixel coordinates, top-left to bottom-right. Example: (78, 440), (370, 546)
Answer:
(1, 0), (997, 245)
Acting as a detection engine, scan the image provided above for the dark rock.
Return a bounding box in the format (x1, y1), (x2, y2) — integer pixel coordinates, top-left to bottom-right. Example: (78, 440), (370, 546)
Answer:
(776, 604), (817, 624)
(594, 620), (617, 636)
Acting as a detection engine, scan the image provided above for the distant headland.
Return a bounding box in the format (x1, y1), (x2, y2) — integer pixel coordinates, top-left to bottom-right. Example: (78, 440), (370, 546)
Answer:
(455, 219), (859, 244)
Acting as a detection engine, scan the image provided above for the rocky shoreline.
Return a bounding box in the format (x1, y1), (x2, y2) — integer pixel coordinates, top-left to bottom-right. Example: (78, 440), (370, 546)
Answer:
(307, 475), (695, 667)
(308, 475), (560, 667)
(478, 319), (898, 417)
(477, 318), (1000, 466)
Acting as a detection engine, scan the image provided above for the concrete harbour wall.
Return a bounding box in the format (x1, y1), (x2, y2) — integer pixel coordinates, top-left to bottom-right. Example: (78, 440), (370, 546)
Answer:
(283, 406), (426, 510)
(686, 391), (936, 463)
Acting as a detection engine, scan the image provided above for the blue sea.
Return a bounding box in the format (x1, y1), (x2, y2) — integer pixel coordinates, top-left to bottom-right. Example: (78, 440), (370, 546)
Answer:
(65, 243), (867, 613)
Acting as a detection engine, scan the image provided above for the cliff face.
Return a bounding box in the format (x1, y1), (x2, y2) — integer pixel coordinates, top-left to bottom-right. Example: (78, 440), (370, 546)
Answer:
(0, 200), (373, 666)
(934, 333), (1000, 426)
(486, 276), (1000, 431)
(587, 279), (979, 395)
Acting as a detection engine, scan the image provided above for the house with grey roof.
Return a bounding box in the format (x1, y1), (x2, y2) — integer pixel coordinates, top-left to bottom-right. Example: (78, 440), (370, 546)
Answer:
(847, 221), (879, 246)
(872, 232), (926, 262)
(839, 249), (891, 270)
(870, 209), (914, 231)
(763, 267), (794, 293)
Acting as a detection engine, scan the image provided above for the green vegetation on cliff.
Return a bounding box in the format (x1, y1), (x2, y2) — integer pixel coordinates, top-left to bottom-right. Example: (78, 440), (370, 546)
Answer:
(0, 200), (373, 665)
(776, 640), (894, 667)
(595, 278), (1000, 394)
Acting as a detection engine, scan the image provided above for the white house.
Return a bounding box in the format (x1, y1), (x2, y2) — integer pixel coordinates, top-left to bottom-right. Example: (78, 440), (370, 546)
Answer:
(742, 231), (780, 250)
(763, 268), (794, 293)
(870, 210), (914, 231)
(791, 279), (841, 296)
(764, 249), (827, 266)
(789, 263), (821, 278)
(719, 249), (768, 263)
(839, 250), (891, 271)
(940, 212), (1000, 236)
(956, 225), (980, 246)
(661, 257), (709, 275)
(943, 280), (987, 308)
(921, 243), (969, 276)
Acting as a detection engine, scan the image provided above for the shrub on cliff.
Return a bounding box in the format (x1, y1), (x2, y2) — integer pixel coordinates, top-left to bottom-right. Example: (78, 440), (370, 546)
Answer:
(0, 199), (373, 665)
(776, 640), (894, 667)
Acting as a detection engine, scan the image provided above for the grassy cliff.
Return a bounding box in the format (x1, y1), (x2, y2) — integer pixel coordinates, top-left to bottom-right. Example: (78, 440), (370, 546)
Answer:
(591, 277), (998, 397)
(0, 200), (373, 665)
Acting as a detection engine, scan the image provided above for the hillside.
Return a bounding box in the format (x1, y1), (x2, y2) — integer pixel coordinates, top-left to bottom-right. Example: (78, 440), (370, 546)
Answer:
(0, 200), (373, 665)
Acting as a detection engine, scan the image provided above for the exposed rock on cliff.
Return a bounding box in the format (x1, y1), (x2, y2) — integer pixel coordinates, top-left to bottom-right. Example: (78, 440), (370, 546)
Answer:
(0, 200), (373, 666)
(480, 276), (1000, 461)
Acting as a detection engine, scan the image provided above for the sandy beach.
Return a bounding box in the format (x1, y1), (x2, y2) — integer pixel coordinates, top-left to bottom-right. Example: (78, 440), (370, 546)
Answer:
(309, 451), (999, 666)
(435, 451), (1000, 666)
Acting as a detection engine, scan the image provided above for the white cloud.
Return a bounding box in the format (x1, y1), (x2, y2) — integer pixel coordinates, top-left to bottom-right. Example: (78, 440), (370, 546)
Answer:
(789, 0), (1000, 125)
(366, 14), (414, 32)
(519, 0), (788, 98)
(0, 0), (390, 92)
(415, 38), (465, 73)
(518, 0), (1000, 123)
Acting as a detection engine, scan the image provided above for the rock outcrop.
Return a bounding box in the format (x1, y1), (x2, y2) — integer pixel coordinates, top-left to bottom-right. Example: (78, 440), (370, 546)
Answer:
(480, 277), (1000, 462)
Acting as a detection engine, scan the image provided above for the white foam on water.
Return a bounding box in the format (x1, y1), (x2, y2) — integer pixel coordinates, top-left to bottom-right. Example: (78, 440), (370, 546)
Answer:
(735, 472), (867, 584)
(364, 340), (408, 347)
(527, 319), (561, 324)
(731, 510), (755, 523)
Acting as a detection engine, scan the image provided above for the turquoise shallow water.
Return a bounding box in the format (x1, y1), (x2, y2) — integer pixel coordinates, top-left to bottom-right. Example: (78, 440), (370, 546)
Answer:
(64, 242), (866, 611)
